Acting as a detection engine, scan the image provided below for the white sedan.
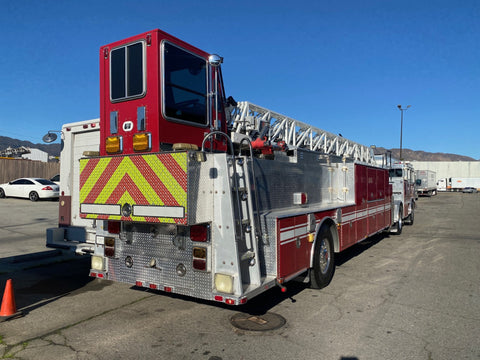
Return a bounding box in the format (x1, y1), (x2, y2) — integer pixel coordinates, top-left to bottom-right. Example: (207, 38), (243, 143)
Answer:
(0, 178), (59, 201)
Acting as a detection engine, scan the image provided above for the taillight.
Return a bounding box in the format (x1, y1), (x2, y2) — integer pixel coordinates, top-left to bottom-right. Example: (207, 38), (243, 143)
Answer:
(293, 192), (308, 205)
(193, 259), (206, 271)
(104, 237), (115, 257)
(190, 224), (209, 242)
(41, 186), (54, 191)
(193, 247), (206, 258)
(193, 246), (207, 271)
(107, 221), (121, 234)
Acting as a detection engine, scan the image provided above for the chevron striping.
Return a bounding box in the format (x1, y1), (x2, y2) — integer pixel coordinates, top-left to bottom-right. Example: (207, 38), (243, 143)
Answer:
(80, 157), (112, 204)
(171, 152), (188, 172)
(80, 153), (188, 223)
(143, 155), (186, 205)
(131, 156), (181, 206)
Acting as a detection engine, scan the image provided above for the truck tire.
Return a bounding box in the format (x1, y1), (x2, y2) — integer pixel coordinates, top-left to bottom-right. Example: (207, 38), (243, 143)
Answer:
(310, 226), (335, 289)
(393, 206), (403, 235)
(405, 205), (414, 225)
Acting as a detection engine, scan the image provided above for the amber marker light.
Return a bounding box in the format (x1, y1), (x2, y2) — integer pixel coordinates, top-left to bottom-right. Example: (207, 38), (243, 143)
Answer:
(133, 133), (151, 152)
(106, 136), (121, 153)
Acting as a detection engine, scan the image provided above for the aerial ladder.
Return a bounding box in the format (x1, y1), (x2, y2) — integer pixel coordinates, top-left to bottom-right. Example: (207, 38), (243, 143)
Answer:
(229, 101), (376, 164)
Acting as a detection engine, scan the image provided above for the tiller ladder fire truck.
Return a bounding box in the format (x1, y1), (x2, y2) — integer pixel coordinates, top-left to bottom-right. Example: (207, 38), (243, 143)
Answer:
(49, 29), (397, 305)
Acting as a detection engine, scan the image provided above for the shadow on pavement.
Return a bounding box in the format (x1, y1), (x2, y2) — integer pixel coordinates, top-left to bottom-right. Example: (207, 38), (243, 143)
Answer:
(129, 232), (393, 315)
(0, 255), (100, 315)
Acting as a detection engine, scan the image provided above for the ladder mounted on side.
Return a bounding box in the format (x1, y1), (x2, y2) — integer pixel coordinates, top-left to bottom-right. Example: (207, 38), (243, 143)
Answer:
(229, 101), (376, 164)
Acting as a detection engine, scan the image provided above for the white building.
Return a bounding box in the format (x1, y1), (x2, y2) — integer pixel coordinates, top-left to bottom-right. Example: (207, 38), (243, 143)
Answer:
(410, 161), (480, 179)
(22, 148), (49, 162)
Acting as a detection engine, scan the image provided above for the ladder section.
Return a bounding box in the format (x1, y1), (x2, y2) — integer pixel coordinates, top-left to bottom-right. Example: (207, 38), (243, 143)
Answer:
(230, 101), (376, 164)
(230, 155), (261, 289)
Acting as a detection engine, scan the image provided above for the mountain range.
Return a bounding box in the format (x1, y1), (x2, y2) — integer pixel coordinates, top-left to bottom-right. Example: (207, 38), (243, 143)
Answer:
(0, 136), (61, 158)
(374, 147), (477, 162)
(0, 136), (477, 161)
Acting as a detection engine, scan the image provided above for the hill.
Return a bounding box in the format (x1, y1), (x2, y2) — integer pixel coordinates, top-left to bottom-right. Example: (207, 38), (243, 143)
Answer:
(0, 136), (61, 157)
(0, 135), (477, 161)
(374, 147), (477, 162)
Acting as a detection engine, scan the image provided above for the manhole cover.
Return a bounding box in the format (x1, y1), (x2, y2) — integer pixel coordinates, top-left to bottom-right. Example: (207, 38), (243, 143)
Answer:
(230, 312), (286, 331)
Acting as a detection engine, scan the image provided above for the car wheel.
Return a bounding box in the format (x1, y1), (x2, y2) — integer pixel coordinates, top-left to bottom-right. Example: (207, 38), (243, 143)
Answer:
(29, 191), (39, 202)
(0, 188), (5, 198)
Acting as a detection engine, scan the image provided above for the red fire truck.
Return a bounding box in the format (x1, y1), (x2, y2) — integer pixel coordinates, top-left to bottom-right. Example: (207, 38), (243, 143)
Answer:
(48, 29), (400, 305)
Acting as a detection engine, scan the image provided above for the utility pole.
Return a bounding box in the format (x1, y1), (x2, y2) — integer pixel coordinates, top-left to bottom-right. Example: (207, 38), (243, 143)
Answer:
(397, 104), (411, 160)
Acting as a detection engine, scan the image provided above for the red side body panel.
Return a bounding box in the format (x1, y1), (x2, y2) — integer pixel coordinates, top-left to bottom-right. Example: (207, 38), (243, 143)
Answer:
(277, 164), (392, 282)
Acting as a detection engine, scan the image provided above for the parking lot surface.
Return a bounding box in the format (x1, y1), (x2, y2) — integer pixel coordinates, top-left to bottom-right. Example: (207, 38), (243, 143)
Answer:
(0, 193), (479, 359)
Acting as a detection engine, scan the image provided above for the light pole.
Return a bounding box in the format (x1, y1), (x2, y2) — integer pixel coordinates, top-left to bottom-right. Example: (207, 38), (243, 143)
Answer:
(397, 104), (411, 160)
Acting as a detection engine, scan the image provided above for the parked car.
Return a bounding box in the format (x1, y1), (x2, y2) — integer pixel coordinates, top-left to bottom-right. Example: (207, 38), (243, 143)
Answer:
(0, 178), (59, 201)
(462, 187), (478, 193)
(50, 174), (60, 185)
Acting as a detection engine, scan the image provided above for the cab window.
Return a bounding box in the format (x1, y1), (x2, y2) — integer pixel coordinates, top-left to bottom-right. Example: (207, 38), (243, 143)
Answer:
(163, 42), (207, 125)
(389, 169), (403, 177)
(110, 42), (145, 101)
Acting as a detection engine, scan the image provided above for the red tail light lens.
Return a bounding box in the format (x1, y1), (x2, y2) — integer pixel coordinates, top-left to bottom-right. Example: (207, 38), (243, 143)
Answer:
(108, 221), (121, 234)
(42, 186), (54, 191)
(193, 259), (206, 271)
(104, 237), (115, 257)
(190, 224), (209, 242)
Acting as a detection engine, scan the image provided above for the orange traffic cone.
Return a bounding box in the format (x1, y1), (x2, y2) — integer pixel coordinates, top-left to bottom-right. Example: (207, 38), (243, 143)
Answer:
(0, 279), (22, 320)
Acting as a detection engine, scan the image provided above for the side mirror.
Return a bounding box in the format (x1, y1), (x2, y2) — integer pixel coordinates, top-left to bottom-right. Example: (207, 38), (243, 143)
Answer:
(42, 131), (59, 143)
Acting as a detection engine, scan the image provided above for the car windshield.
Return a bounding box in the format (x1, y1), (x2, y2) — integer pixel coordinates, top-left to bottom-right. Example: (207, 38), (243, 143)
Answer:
(36, 179), (56, 185)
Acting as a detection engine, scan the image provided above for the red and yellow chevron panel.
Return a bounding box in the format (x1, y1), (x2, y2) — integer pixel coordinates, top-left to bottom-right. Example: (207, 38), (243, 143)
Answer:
(79, 152), (188, 224)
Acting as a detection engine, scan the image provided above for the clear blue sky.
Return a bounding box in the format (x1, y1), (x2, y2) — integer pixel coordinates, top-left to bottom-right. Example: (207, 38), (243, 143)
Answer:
(1, 0), (479, 159)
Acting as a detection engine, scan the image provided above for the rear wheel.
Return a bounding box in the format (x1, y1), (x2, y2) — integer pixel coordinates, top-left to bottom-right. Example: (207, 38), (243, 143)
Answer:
(29, 191), (39, 202)
(310, 226), (335, 289)
(0, 188), (5, 198)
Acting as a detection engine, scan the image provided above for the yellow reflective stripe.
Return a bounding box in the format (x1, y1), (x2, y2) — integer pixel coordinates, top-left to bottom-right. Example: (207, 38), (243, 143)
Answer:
(144, 155), (187, 206)
(80, 158), (111, 204)
(171, 152), (188, 172)
(95, 157), (165, 205)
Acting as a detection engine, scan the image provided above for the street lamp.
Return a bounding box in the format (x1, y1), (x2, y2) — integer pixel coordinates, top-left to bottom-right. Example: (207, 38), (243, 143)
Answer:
(397, 104), (411, 160)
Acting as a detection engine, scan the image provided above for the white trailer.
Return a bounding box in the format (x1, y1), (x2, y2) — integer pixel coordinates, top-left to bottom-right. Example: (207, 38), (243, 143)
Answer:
(415, 170), (437, 196)
(46, 119), (100, 254)
(450, 177), (480, 191)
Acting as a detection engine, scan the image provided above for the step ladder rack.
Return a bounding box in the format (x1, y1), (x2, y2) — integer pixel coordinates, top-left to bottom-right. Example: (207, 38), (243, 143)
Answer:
(229, 101), (376, 164)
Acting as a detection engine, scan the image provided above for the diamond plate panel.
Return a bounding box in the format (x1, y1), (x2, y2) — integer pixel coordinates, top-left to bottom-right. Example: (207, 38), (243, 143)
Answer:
(107, 223), (212, 299)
